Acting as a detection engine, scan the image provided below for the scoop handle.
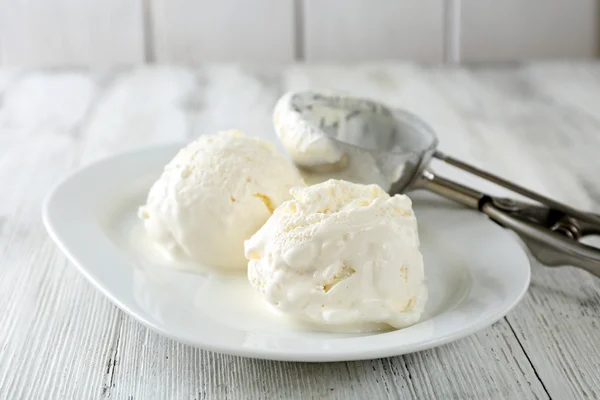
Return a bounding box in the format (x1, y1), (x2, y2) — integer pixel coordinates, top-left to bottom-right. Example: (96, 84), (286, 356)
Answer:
(413, 163), (600, 278)
(433, 151), (600, 227)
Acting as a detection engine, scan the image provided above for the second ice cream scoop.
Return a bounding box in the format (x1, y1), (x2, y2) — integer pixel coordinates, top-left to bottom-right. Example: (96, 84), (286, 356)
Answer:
(245, 179), (427, 331)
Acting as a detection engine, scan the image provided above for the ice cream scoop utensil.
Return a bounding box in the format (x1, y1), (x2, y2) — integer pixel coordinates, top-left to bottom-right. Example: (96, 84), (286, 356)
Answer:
(276, 92), (600, 277)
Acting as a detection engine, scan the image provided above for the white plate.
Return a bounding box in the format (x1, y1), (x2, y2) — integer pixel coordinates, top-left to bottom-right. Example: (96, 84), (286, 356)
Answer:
(43, 144), (531, 362)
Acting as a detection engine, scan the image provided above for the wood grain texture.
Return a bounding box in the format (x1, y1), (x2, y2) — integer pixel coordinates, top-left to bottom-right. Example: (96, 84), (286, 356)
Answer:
(461, 0), (600, 62)
(150, 0), (295, 63)
(302, 0), (445, 62)
(501, 64), (600, 399)
(1, 63), (599, 399)
(0, 0), (145, 66)
(397, 62), (600, 399)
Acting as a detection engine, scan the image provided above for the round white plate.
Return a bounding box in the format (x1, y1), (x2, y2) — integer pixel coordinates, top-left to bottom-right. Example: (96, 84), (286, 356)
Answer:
(43, 144), (530, 362)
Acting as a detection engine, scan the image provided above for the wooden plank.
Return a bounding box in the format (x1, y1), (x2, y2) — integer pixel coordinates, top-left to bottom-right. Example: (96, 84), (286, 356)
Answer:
(0, 70), (111, 399)
(0, 67), (196, 399)
(500, 63), (600, 399)
(303, 0), (445, 62)
(104, 320), (547, 399)
(2, 63), (600, 399)
(150, 0), (295, 63)
(0, 0), (145, 66)
(421, 62), (600, 399)
(461, 0), (600, 61)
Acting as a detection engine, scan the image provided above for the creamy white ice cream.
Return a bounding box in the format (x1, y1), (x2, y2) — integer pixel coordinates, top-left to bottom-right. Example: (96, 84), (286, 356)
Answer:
(139, 130), (304, 270)
(245, 179), (427, 331)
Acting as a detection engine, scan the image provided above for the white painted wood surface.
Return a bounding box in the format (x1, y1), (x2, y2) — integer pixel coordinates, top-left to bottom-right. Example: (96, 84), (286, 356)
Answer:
(1, 63), (600, 399)
(0, 0), (145, 66)
(302, 0), (445, 62)
(150, 0), (296, 63)
(1, 0), (599, 65)
(461, 0), (600, 61)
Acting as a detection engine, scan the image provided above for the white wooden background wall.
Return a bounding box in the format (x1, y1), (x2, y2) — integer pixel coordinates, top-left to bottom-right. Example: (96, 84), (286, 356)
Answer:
(0, 0), (598, 65)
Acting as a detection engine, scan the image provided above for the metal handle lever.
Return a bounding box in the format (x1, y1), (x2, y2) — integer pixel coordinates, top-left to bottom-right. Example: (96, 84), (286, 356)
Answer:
(413, 157), (600, 278)
(482, 201), (600, 276)
(434, 151), (600, 228)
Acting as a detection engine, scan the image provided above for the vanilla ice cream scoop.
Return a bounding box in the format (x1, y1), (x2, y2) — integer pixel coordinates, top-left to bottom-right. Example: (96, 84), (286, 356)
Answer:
(245, 179), (426, 331)
(139, 130), (304, 270)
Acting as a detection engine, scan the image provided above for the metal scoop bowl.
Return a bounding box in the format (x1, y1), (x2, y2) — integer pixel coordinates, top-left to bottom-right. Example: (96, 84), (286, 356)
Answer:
(273, 91), (600, 277)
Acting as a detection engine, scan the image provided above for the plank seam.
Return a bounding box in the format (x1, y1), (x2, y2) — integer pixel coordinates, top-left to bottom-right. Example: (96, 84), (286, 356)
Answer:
(143, 0), (156, 63)
(444, 0), (461, 64)
(505, 316), (552, 399)
(294, 0), (305, 61)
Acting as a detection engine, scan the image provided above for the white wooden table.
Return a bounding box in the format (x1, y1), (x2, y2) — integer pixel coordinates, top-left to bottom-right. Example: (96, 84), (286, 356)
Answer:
(1, 63), (599, 399)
